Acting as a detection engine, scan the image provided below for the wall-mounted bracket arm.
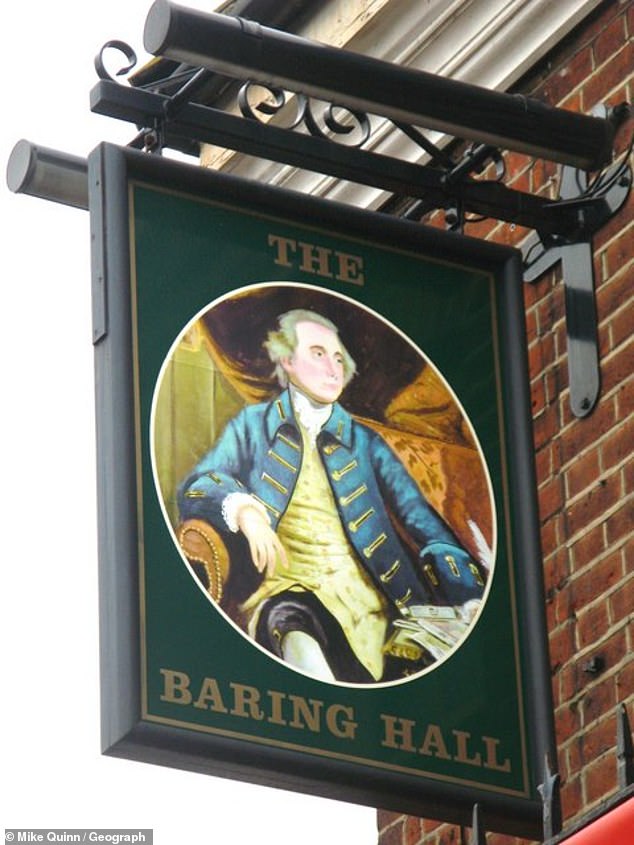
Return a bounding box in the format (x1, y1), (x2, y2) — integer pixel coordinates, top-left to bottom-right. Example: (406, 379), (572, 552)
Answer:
(522, 154), (631, 418)
(7, 5), (631, 424)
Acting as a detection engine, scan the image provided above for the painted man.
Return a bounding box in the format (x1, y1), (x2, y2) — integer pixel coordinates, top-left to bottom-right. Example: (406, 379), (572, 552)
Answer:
(178, 309), (486, 683)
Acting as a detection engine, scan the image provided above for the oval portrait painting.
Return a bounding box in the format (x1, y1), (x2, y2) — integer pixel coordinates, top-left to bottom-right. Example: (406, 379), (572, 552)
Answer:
(151, 283), (496, 687)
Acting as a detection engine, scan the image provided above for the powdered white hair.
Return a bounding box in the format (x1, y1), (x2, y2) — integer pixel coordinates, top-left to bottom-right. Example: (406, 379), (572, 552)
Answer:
(264, 309), (357, 388)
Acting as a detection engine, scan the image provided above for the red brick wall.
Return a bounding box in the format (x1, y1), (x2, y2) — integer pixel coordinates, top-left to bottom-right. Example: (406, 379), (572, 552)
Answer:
(378, 1), (633, 842)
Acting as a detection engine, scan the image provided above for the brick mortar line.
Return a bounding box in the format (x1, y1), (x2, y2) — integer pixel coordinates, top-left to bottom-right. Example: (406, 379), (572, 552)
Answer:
(598, 292), (634, 329)
(567, 703), (634, 743)
(558, 495), (631, 549)
(550, 646), (632, 720)
(555, 44), (634, 110)
(523, 256), (633, 337)
(572, 607), (633, 652)
(562, 456), (631, 505)
(544, 557), (628, 596)
(536, 419), (633, 483)
(566, 532), (630, 572)
(550, 394), (629, 448)
(529, 319), (566, 347)
(599, 262), (634, 292)
(547, 585), (630, 640)
(597, 218), (633, 251)
(572, 578), (630, 620)
(554, 379), (631, 421)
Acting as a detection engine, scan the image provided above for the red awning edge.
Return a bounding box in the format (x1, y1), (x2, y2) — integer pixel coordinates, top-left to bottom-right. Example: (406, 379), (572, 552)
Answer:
(558, 796), (633, 845)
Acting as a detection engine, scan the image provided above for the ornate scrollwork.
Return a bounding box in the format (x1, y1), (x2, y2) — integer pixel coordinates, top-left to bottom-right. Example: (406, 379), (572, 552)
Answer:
(237, 81), (371, 147)
(238, 81), (307, 131)
(305, 102), (371, 146)
(95, 40), (138, 83)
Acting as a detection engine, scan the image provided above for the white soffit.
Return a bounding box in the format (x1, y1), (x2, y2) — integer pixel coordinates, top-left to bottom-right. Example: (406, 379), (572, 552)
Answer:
(209, 0), (605, 209)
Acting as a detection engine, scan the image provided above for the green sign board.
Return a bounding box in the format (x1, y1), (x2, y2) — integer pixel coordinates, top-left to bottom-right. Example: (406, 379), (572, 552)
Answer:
(90, 143), (553, 837)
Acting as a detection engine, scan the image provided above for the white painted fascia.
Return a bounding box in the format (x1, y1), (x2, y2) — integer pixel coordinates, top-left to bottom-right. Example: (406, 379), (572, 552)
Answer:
(205, 0), (604, 209)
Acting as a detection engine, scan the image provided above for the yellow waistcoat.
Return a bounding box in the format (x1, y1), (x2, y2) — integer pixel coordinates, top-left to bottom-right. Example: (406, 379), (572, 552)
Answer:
(243, 424), (388, 680)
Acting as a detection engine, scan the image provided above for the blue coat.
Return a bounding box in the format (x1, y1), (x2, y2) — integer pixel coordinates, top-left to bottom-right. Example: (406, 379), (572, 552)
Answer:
(178, 389), (484, 613)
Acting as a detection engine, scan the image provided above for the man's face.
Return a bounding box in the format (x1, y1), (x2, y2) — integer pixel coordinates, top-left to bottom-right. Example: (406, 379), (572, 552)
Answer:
(282, 320), (345, 404)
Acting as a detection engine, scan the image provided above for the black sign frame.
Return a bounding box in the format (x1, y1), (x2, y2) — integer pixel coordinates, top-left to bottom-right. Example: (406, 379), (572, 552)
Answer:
(89, 142), (553, 837)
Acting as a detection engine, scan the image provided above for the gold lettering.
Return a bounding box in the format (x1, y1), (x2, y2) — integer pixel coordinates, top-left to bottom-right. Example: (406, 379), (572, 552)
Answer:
(193, 676), (228, 712)
(288, 695), (324, 732)
(160, 668), (192, 705)
(298, 241), (334, 278)
(266, 689), (288, 726)
(159, 669), (365, 745)
(268, 234), (296, 267)
(335, 251), (364, 285)
(268, 233), (365, 286)
(380, 714), (416, 752)
(483, 736), (512, 772)
(418, 724), (452, 759)
(381, 716), (509, 771)
(230, 683), (265, 720)
(326, 704), (357, 740)
(452, 730), (482, 767)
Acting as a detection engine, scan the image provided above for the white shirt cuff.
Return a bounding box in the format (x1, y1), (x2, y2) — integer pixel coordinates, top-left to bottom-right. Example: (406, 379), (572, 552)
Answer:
(222, 492), (270, 533)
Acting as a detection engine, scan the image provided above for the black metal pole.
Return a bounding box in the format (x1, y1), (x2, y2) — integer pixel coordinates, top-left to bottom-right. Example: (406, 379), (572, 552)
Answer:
(6, 140), (88, 210)
(144, 0), (615, 171)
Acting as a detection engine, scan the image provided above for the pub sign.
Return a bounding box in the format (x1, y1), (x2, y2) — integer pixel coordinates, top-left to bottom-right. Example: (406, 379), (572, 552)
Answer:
(90, 143), (554, 837)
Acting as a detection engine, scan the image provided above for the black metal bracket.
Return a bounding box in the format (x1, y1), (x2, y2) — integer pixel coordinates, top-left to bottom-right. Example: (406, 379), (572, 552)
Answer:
(12, 3), (634, 424)
(522, 138), (632, 418)
(90, 21), (632, 419)
(90, 43), (632, 230)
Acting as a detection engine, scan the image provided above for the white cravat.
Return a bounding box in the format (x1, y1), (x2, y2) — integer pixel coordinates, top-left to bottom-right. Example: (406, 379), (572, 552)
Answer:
(289, 384), (332, 448)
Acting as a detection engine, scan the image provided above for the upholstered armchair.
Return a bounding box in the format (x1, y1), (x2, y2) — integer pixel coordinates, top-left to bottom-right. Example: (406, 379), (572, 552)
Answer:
(177, 518), (231, 603)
